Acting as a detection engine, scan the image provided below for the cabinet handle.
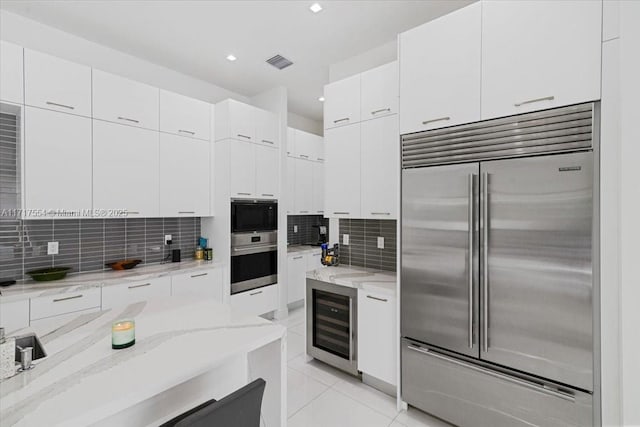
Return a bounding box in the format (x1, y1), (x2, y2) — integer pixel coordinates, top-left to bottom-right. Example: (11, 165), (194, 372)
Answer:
(191, 273), (208, 278)
(317, 158), (325, 161)
(261, 139), (274, 144)
(300, 155), (309, 159)
(366, 295), (388, 302)
(299, 210), (309, 213)
(46, 101), (74, 110)
(333, 212), (349, 215)
(118, 116), (140, 124)
(237, 134), (252, 139)
(422, 116), (450, 125)
(249, 290), (263, 296)
(179, 129), (196, 135)
(333, 117), (349, 124)
(514, 95), (555, 107)
(262, 194), (274, 197)
(237, 192), (252, 196)
(371, 212), (391, 216)
(178, 211), (195, 214)
(128, 211), (140, 215)
(317, 211), (324, 213)
(128, 283), (151, 289)
(53, 294), (83, 302)
(371, 108), (391, 115)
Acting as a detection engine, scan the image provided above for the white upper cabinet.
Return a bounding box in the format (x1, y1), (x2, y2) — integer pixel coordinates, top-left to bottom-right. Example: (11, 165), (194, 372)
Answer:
(361, 61), (398, 121)
(294, 159), (313, 214)
(399, 3), (481, 134)
(361, 115), (399, 219)
(93, 70), (159, 130)
(24, 49), (91, 117)
(313, 137), (325, 162)
(0, 41), (24, 104)
(24, 107), (92, 214)
(312, 161), (324, 215)
(324, 124), (361, 218)
(93, 120), (159, 217)
(286, 157), (296, 214)
(160, 90), (210, 140)
(215, 99), (256, 142)
(481, 0), (602, 119)
(294, 129), (314, 160)
(229, 139), (256, 198)
(286, 127), (295, 156)
(324, 74), (361, 129)
(255, 144), (279, 199)
(255, 108), (279, 147)
(159, 133), (210, 217)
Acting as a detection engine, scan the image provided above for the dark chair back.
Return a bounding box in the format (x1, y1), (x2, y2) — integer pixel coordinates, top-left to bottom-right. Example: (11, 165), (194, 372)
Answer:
(160, 378), (266, 427)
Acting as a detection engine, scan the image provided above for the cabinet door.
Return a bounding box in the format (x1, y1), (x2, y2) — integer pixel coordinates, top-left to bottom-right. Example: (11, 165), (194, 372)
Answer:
(312, 161), (324, 216)
(306, 251), (323, 272)
(171, 269), (223, 301)
(229, 284), (278, 316)
(30, 287), (102, 321)
(159, 133), (210, 216)
(160, 90), (210, 140)
(287, 254), (306, 304)
(312, 136), (325, 162)
(399, 2), (481, 134)
(481, 0), (602, 119)
(361, 115), (399, 219)
(24, 49), (91, 117)
(93, 70), (159, 130)
(0, 300), (29, 333)
(361, 61), (398, 121)
(324, 74), (361, 129)
(286, 157), (296, 214)
(255, 144), (279, 199)
(24, 107), (92, 214)
(216, 99), (256, 142)
(93, 120), (159, 217)
(101, 277), (171, 310)
(294, 158), (313, 215)
(286, 127), (295, 156)
(293, 129), (314, 160)
(0, 41), (24, 104)
(255, 108), (279, 147)
(324, 124), (360, 218)
(358, 290), (397, 386)
(229, 140), (256, 198)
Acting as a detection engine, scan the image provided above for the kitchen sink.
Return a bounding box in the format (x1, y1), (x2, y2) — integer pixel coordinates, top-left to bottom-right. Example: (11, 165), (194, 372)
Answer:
(14, 333), (47, 363)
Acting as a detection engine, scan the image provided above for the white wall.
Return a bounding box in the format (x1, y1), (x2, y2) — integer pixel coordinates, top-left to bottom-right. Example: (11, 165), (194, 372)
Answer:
(0, 10), (247, 103)
(619, 1), (640, 425)
(329, 40), (397, 83)
(287, 111), (323, 136)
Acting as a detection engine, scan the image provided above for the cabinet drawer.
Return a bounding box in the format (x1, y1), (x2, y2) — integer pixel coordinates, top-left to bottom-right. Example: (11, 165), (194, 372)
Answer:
(24, 49), (91, 117)
(171, 269), (223, 301)
(160, 90), (210, 140)
(30, 287), (101, 321)
(0, 299), (30, 333)
(93, 70), (159, 130)
(101, 277), (171, 310)
(230, 284), (278, 317)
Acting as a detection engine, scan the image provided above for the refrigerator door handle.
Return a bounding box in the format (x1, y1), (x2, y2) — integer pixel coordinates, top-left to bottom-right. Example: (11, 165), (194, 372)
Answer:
(468, 173), (475, 349)
(482, 172), (489, 353)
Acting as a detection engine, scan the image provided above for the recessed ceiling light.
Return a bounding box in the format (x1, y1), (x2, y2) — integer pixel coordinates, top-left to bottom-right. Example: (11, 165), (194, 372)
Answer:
(318, 96), (325, 102)
(310, 3), (322, 13)
(226, 54), (237, 62)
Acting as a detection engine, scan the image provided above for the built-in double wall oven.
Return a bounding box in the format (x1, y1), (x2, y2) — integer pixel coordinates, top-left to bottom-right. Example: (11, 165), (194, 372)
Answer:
(230, 200), (278, 295)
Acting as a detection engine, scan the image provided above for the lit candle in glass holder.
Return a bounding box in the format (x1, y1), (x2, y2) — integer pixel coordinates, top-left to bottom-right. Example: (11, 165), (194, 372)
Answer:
(112, 320), (135, 349)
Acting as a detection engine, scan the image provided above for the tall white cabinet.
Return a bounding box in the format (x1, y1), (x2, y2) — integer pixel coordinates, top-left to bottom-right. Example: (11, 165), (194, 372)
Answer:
(286, 127), (325, 215)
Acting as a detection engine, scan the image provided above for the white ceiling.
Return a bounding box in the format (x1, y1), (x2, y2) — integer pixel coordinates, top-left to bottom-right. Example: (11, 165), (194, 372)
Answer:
(0, 0), (471, 121)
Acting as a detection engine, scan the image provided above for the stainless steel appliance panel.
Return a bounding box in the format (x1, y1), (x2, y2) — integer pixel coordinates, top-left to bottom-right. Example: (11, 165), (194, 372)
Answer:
(402, 163), (479, 357)
(231, 199), (278, 233)
(401, 339), (593, 427)
(480, 152), (593, 391)
(230, 230), (278, 295)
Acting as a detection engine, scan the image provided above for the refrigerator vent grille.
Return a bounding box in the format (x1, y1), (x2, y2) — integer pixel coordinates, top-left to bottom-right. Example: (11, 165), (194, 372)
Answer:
(402, 103), (594, 168)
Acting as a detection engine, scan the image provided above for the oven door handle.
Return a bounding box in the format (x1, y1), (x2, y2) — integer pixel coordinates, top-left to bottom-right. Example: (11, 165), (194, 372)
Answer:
(231, 244), (277, 256)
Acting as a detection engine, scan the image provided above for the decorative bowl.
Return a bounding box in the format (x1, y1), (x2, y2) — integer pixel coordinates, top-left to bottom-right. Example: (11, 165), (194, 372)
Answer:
(26, 267), (71, 282)
(105, 259), (142, 271)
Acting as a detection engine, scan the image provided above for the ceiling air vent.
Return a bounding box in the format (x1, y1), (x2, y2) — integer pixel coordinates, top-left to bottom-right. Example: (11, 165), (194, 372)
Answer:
(266, 55), (293, 70)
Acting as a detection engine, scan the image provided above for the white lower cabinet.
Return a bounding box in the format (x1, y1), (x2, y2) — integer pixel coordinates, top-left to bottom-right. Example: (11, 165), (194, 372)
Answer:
(357, 289), (397, 386)
(230, 284), (278, 317)
(0, 300), (30, 333)
(30, 287), (102, 322)
(306, 251), (323, 272)
(171, 269), (223, 302)
(101, 277), (171, 310)
(287, 254), (307, 304)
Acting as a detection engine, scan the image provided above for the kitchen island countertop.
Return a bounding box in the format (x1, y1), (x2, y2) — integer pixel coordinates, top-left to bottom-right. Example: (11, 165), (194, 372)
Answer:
(307, 265), (397, 296)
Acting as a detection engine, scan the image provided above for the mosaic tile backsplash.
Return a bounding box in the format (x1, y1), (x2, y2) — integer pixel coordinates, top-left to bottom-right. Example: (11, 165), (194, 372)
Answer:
(338, 219), (396, 272)
(287, 215), (330, 246)
(0, 217), (201, 281)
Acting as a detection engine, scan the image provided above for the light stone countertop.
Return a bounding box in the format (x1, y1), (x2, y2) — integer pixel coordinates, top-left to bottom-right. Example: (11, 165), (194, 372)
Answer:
(0, 260), (225, 303)
(0, 296), (285, 427)
(306, 265), (397, 296)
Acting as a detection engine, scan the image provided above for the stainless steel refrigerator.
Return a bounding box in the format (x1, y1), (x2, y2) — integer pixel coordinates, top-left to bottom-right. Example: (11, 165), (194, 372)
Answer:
(400, 103), (599, 427)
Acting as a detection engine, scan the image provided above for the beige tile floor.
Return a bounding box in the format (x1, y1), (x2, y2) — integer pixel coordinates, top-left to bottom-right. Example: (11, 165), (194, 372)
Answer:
(275, 307), (454, 427)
